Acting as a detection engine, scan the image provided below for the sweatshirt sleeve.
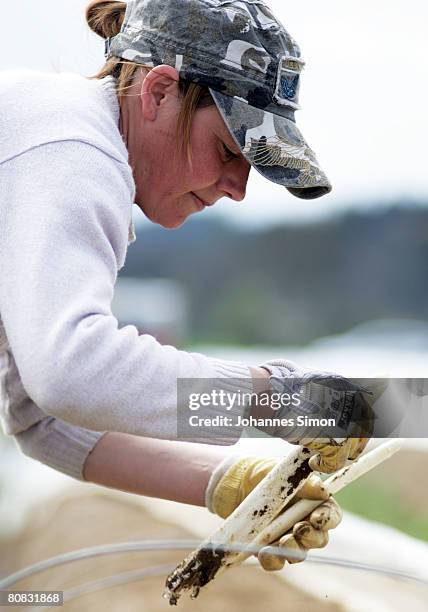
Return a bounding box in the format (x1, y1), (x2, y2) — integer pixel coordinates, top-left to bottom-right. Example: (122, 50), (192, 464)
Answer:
(0, 348), (104, 481)
(0, 141), (252, 441)
(13, 415), (105, 481)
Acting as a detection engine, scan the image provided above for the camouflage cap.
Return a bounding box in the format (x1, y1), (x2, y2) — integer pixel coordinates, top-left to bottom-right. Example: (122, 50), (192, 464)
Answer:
(106, 0), (332, 199)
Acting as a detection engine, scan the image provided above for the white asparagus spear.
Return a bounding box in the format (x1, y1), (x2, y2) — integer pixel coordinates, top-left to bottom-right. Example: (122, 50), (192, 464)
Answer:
(164, 445), (313, 604)
(164, 440), (403, 604)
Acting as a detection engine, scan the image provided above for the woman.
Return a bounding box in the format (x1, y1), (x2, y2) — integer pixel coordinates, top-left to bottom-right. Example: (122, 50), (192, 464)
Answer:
(0, 0), (374, 572)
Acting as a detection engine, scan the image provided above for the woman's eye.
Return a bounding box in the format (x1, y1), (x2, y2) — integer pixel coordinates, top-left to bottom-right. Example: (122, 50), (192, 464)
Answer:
(223, 143), (239, 160)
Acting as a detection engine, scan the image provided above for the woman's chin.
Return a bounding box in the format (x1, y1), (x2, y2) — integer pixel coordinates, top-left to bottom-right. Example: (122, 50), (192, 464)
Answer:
(157, 206), (204, 229)
(158, 214), (189, 229)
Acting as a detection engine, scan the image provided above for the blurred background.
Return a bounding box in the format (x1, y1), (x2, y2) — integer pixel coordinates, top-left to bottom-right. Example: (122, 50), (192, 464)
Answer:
(1, 1), (428, 610)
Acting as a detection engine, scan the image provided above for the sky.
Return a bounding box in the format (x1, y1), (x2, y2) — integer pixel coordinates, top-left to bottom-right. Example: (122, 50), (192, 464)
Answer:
(3, 0), (428, 226)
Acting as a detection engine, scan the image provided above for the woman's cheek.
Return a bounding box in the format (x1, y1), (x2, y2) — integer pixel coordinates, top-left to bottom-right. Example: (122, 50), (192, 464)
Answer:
(193, 155), (221, 185)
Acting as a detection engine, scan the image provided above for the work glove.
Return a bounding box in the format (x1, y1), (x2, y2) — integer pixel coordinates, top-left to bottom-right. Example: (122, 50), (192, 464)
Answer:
(205, 455), (342, 571)
(260, 360), (388, 473)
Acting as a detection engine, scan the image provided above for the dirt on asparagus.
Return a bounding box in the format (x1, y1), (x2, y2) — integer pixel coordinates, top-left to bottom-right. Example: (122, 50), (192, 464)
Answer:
(1, 492), (344, 612)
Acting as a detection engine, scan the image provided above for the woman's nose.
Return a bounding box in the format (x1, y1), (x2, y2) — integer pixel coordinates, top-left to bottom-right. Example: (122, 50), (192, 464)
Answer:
(217, 158), (251, 202)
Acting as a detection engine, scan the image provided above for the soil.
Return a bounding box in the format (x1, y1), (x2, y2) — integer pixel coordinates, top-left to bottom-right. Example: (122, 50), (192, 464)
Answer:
(1, 492), (344, 612)
(361, 448), (428, 508)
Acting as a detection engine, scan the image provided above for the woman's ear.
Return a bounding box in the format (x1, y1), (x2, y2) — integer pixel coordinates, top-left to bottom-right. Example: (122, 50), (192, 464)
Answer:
(141, 64), (180, 121)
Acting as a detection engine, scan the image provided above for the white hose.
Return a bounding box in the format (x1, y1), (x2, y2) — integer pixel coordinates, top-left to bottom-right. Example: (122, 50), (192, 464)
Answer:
(26, 555), (424, 612)
(1, 539), (427, 598)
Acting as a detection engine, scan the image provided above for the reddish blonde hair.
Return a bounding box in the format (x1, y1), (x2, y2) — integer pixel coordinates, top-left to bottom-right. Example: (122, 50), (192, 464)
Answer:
(86, 0), (214, 159)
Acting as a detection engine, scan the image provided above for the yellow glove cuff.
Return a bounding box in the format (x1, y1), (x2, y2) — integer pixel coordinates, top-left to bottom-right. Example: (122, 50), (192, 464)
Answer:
(211, 456), (277, 519)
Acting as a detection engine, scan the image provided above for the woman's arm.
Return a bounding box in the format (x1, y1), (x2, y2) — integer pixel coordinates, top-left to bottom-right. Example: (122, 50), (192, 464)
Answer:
(82, 368), (270, 505)
(82, 433), (229, 506)
(11, 367), (268, 496)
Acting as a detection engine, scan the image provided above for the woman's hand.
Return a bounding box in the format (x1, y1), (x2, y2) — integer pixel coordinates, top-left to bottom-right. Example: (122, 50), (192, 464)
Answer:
(255, 361), (388, 473)
(206, 456), (342, 571)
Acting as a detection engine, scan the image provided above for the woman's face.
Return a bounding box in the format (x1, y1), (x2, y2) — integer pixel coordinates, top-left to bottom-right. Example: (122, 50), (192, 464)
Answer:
(120, 67), (251, 229)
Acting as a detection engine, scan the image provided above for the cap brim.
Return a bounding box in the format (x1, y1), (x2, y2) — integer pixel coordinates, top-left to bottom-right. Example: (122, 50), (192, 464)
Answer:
(209, 89), (332, 200)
